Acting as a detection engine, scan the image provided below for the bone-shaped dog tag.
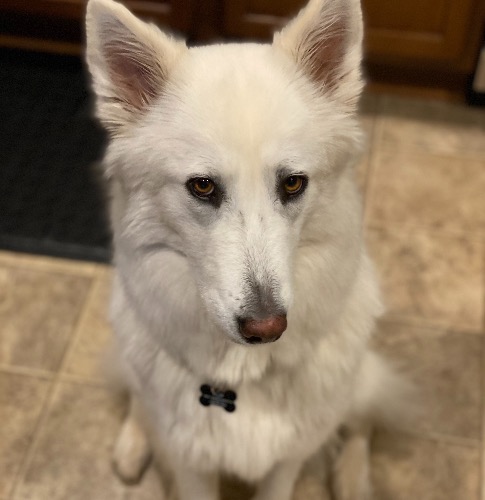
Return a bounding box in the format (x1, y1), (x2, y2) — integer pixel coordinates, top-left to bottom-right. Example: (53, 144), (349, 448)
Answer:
(199, 384), (237, 412)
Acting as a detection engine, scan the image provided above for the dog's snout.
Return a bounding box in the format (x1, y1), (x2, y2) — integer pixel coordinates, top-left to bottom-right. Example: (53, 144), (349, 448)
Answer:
(237, 315), (287, 344)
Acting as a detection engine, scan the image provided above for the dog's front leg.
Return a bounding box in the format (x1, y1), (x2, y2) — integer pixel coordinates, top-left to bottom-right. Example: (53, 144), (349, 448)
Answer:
(112, 397), (152, 484)
(252, 459), (304, 500)
(173, 466), (219, 500)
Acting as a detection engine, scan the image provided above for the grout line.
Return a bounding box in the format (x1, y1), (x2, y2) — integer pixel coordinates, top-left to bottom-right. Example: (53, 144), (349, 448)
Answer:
(7, 376), (59, 499)
(482, 243), (485, 348)
(480, 249), (485, 500)
(377, 315), (484, 337)
(364, 216), (485, 248)
(7, 271), (102, 498)
(377, 312), (484, 337)
(378, 426), (481, 450)
(0, 252), (101, 278)
(0, 265), (97, 282)
(59, 372), (109, 388)
(8, 373), (114, 498)
(7, 374), (108, 498)
(0, 364), (54, 381)
(57, 270), (104, 376)
(374, 138), (485, 163)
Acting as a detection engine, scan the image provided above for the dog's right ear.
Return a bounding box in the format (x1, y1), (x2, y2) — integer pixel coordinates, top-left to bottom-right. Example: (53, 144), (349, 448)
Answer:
(85, 0), (187, 134)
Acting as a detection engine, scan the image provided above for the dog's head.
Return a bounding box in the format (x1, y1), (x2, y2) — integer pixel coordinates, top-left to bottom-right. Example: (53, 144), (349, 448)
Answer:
(85, 0), (364, 345)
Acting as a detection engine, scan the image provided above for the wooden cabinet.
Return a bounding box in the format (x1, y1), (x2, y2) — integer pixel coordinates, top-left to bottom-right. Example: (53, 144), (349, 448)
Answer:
(223, 0), (484, 74)
(363, 0), (483, 73)
(222, 0), (484, 97)
(223, 0), (303, 40)
(1, 0), (483, 95)
(0, 0), (191, 54)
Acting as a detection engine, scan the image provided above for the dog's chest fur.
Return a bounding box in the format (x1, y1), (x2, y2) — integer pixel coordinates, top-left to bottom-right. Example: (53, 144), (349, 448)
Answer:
(119, 319), (356, 481)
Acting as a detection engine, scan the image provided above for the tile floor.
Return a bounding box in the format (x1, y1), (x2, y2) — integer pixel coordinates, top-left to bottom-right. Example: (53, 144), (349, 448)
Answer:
(1, 93), (484, 499)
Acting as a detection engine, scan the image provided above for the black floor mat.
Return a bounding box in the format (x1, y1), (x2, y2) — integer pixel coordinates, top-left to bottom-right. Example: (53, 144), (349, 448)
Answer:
(0, 49), (111, 263)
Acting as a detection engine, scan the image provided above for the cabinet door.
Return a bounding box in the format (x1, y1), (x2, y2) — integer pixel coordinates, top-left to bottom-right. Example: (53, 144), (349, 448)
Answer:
(0, 0), (191, 54)
(223, 0), (483, 73)
(224, 0), (305, 40)
(0, 0), (174, 22)
(363, 0), (482, 70)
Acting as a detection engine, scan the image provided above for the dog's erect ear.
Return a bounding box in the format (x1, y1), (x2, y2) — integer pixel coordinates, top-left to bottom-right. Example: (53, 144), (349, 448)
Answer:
(85, 0), (187, 133)
(273, 0), (363, 108)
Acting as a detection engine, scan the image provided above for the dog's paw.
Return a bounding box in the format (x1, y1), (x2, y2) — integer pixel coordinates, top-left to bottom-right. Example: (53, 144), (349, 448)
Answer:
(331, 433), (372, 500)
(112, 416), (152, 485)
(112, 453), (152, 485)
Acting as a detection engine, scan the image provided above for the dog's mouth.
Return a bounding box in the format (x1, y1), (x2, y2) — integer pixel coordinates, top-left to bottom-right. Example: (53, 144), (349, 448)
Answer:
(236, 315), (287, 344)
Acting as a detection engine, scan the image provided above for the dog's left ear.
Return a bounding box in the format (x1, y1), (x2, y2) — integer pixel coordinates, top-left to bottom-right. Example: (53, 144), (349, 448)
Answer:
(273, 0), (363, 108)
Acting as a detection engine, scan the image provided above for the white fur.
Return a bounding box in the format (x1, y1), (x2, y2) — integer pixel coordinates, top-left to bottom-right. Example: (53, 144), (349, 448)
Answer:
(85, 0), (404, 498)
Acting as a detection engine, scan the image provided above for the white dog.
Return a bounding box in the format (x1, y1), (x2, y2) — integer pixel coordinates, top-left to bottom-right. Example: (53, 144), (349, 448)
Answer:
(85, 1), (407, 498)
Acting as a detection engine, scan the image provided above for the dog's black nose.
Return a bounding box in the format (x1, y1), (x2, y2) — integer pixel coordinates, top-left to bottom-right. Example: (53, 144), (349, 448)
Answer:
(237, 315), (287, 344)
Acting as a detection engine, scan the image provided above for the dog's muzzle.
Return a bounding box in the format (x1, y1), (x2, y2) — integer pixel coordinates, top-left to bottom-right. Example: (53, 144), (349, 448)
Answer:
(237, 315), (287, 344)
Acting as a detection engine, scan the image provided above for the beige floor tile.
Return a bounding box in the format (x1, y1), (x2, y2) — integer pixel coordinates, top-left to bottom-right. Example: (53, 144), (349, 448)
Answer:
(62, 268), (113, 382)
(0, 251), (101, 277)
(13, 381), (164, 500)
(366, 228), (483, 332)
(0, 372), (51, 498)
(0, 265), (92, 371)
(374, 321), (482, 441)
(376, 95), (485, 159)
(293, 476), (330, 500)
(366, 149), (485, 237)
(371, 431), (480, 500)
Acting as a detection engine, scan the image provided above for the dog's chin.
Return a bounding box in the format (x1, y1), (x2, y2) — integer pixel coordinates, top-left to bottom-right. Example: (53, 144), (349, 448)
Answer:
(223, 329), (282, 347)
(209, 314), (244, 345)
(226, 335), (269, 347)
(227, 335), (250, 346)
(217, 323), (256, 346)
(219, 324), (248, 345)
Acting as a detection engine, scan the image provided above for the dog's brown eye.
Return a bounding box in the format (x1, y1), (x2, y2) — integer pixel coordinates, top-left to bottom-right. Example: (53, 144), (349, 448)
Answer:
(186, 177), (223, 208)
(284, 175), (305, 195)
(191, 178), (215, 197)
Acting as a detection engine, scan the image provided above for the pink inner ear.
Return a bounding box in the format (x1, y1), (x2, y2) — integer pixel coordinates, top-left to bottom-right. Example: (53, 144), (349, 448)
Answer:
(300, 16), (348, 91)
(99, 11), (165, 114)
(105, 45), (160, 111)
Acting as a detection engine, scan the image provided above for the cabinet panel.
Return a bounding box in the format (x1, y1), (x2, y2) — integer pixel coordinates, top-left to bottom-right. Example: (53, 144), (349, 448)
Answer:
(224, 0), (304, 40)
(363, 0), (481, 66)
(223, 0), (483, 73)
(0, 0), (172, 21)
(0, 0), (188, 54)
(364, 0), (446, 33)
(1, 0), (483, 80)
(245, 0), (304, 17)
